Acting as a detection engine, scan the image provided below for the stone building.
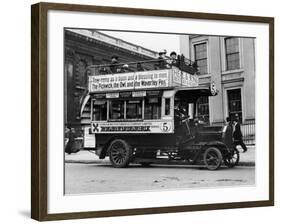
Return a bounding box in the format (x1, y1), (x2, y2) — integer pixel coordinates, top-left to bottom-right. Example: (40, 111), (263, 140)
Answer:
(64, 29), (157, 126)
(180, 35), (256, 125)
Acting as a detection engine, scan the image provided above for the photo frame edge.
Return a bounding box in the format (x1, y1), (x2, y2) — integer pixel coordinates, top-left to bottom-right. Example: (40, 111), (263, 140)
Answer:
(31, 3), (49, 221)
(30, 2), (275, 221)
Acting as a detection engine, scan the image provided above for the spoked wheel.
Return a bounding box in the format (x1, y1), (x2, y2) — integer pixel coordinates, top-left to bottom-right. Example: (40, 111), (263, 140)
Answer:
(224, 148), (240, 168)
(203, 147), (223, 170)
(109, 139), (132, 168)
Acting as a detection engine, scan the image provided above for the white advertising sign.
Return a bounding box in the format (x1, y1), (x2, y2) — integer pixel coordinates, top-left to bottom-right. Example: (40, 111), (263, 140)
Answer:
(83, 127), (96, 148)
(90, 120), (173, 134)
(89, 70), (169, 92)
(172, 69), (199, 87)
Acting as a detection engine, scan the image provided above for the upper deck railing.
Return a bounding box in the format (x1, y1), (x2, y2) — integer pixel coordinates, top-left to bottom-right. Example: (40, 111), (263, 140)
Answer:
(86, 57), (198, 76)
(86, 58), (200, 93)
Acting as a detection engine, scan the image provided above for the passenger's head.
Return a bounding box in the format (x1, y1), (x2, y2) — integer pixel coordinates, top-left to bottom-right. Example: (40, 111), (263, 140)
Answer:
(159, 50), (167, 57)
(170, 51), (177, 59)
(158, 52), (164, 58)
(111, 55), (118, 63)
(174, 100), (180, 108)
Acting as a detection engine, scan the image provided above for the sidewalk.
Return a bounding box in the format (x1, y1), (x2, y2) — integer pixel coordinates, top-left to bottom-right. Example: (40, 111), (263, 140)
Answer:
(65, 150), (110, 164)
(237, 145), (255, 166)
(65, 145), (255, 166)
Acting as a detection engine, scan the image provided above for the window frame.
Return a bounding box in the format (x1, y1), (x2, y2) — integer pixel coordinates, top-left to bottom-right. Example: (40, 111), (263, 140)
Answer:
(91, 99), (108, 121)
(125, 99), (143, 120)
(144, 97), (162, 120)
(227, 88), (243, 122)
(197, 96), (210, 122)
(108, 99), (125, 120)
(224, 37), (241, 71)
(193, 41), (209, 75)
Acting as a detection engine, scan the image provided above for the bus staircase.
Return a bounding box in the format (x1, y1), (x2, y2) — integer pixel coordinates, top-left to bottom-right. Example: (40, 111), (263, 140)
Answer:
(80, 95), (91, 125)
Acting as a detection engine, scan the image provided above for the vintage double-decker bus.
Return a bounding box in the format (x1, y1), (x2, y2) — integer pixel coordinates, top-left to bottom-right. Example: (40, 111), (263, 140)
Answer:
(80, 60), (239, 170)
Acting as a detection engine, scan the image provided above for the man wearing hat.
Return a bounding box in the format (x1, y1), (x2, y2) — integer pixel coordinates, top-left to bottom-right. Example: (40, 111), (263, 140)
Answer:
(233, 114), (247, 153)
(109, 55), (119, 73)
(156, 50), (168, 69)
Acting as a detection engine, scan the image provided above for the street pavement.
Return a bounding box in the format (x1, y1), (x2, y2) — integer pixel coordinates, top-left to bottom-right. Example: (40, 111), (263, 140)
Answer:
(64, 145), (255, 194)
(65, 145), (255, 166)
(65, 163), (255, 194)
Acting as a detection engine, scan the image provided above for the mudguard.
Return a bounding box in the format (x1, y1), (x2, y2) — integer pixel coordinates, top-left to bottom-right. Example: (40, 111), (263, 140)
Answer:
(203, 141), (230, 154)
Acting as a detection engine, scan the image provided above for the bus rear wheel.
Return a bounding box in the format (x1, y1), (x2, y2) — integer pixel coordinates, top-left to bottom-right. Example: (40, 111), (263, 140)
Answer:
(108, 139), (132, 168)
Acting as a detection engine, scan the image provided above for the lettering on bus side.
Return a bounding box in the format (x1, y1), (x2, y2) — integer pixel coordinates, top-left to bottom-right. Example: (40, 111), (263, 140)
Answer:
(100, 126), (151, 132)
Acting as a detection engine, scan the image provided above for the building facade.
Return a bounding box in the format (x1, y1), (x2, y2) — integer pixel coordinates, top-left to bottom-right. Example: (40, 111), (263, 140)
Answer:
(180, 35), (256, 125)
(64, 29), (157, 127)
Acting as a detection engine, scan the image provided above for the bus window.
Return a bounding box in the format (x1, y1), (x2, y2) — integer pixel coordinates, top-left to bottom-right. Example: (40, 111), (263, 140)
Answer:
(109, 100), (124, 120)
(144, 97), (161, 120)
(126, 100), (142, 119)
(92, 100), (107, 121)
(165, 98), (171, 116)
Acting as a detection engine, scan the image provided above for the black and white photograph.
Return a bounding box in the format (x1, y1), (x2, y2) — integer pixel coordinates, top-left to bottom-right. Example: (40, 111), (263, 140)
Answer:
(64, 28), (256, 195)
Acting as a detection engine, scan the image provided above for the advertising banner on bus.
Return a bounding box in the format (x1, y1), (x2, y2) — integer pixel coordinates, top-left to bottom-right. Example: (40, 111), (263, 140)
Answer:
(90, 120), (174, 134)
(88, 68), (199, 93)
(171, 68), (199, 87)
(89, 70), (169, 92)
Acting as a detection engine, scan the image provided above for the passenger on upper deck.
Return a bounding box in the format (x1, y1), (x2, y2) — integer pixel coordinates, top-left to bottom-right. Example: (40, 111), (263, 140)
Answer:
(136, 62), (145, 71)
(109, 55), (119, 73)
(169, 51), (180, 67)
(120, 64), (130, 73)
(155, 50), (169, 70)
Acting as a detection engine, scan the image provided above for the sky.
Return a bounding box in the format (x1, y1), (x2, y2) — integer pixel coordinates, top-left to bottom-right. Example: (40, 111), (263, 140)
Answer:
(101, 30), (182, 55)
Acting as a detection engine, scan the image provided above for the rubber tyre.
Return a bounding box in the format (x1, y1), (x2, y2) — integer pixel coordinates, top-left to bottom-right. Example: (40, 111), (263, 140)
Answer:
(224, 148), (240, 168)
(108, 139), (132, 168)
(203, 147), (223, 170)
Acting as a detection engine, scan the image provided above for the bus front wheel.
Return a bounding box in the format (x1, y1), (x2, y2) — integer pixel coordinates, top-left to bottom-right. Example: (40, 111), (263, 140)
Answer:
(108, 139), (132, 168)
(203, 147), (223, 170)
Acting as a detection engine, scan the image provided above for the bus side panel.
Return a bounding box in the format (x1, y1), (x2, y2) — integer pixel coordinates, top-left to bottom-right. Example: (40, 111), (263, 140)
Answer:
(95, 133), (177, 150)
(83, 127), (96, 148)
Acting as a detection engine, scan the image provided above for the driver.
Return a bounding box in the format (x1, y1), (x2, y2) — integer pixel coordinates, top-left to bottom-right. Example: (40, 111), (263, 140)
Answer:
(174, 100), (188, 126)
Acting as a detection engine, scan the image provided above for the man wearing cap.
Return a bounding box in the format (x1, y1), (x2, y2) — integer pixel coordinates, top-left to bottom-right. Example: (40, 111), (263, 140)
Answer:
(233, 115), (247, 153)
(109, 55), (119, 73)
(156, 50), (168, 69)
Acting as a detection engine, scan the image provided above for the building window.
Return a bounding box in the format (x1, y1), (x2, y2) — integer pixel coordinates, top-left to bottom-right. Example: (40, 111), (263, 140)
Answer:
(227, 89), (242, 122)
(194, 43), (208, 74)
(197, 96), (209, 122)
(77, 59), (88, 86)
(225, 37), (240, 70)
